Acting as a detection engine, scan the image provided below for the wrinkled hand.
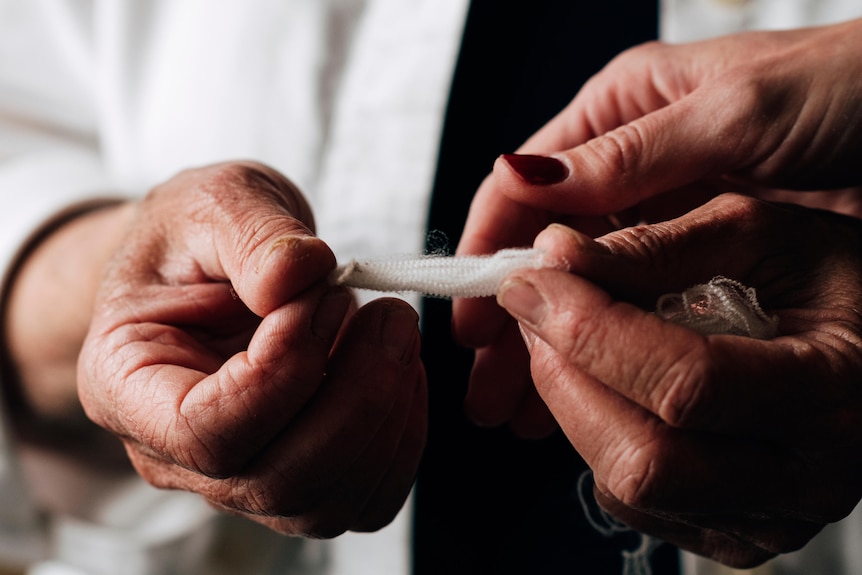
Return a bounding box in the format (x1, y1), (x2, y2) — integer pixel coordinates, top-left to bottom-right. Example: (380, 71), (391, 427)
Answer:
(455, 18), (862, 433)
(78, 162), (426, 538)
(496, 193), (862, 567)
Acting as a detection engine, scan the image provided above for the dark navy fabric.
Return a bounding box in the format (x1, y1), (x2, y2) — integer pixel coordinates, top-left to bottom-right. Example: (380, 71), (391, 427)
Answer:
(414, 2), (680, 574)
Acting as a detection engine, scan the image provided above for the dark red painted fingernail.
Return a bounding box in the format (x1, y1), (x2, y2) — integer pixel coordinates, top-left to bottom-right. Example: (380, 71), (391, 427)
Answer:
(501, 154), (568, 185)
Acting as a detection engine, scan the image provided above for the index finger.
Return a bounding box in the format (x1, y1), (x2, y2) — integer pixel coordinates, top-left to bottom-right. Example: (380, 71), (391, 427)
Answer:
(134, 162), (336, 317)
(497, 264), (844, 438)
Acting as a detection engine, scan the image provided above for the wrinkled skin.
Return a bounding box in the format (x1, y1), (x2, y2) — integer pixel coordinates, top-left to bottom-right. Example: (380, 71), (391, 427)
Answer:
(71, 162), (427, 538)
(499, 196), (862, 566)
(453, 18), (862, 566)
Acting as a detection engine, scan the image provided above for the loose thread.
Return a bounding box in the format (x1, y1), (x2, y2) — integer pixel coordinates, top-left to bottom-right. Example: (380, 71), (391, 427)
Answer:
(577, 470), (661, 575)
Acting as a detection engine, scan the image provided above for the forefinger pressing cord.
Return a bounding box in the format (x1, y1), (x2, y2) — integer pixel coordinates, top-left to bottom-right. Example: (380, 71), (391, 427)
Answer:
(331, 248), (547, 298)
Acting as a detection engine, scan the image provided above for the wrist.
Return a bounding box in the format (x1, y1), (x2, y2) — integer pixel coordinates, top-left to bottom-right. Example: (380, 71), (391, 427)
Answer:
(2, 200), (136, 429)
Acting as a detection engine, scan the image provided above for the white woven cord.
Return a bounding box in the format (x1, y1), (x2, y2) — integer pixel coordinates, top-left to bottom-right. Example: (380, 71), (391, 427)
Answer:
(331, 248), (546, 298)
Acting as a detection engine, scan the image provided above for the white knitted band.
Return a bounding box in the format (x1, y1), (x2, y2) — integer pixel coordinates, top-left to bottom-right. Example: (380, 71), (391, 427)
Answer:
(331, 248), (546, 298)
(333, 248), (779, 341)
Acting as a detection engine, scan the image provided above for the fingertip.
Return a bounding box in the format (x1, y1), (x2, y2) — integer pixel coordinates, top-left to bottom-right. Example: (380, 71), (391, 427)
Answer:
(264, 234), (336, 272)
(534, 224), (607, 267)
(241, 234), (337, 315)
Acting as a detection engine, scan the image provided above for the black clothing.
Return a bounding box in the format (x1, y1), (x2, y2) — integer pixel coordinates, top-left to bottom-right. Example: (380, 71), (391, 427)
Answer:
(414, 2), (678, 573)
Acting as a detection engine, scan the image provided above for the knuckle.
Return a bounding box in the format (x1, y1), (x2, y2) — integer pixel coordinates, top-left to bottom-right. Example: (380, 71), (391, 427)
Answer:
(628, 39), (667, 58)
(605, 224), (667, 270)
(204, 162), (311, 224)
(706, 192), (766, 223)
(188, 474), (323, 526)
(206, 161), (289, 196)
(168, 162), (311, 241)
(655, 343), (714, 428)
(705, 71), (782, 166)
(604, 40), (668, 77)
(541, 311), (617, 392)
(590, 122), (648, 187)
(232, 476), (322, 519)
(237, 482), (353, 539)
(604, 432), (668, 510)
(601, 221), (700, 284)
(530, 349), (571, 396)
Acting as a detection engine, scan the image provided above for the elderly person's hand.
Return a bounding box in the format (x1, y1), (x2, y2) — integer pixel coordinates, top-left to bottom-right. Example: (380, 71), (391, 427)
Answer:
(454, 18), (862, 434)
(8, 161), (426, 538)
(496, 193), (862, 567)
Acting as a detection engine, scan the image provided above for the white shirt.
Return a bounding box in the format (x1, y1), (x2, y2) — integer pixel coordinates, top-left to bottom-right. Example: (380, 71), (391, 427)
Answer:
(1, 1), (861, 574)
(0, 2), (467, 574)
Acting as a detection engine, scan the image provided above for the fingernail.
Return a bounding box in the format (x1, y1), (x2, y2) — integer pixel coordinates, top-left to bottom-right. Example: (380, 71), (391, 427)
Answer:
(311, 288), (349, 339)
(381, 305), (419, 363)
(497, 279), (547, 327)
(501, 154), (569, 185)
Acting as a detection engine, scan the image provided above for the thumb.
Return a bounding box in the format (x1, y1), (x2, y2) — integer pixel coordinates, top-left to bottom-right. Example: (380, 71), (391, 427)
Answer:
(131, 162), (338, 317)
(493, 90), (762, 215)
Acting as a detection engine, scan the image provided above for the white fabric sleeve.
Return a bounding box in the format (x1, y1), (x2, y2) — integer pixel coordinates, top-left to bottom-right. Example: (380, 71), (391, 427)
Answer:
(0, 1), (119, 567)
(0, 0), (117, 288)
(0, 148), (117, 289)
